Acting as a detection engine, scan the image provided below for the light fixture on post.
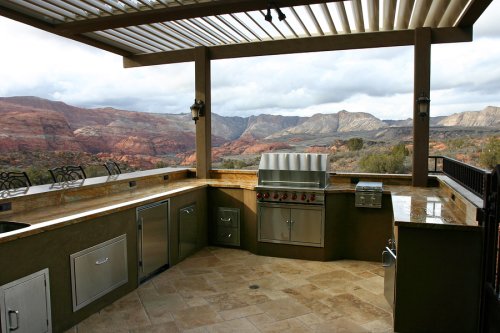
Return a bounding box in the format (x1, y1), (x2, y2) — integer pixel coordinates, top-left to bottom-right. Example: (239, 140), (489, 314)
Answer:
(190, 99), (205, 124)
(416, 92), (430, 118)
(276, 6), (286, 21)
(264, 1), (286, 22)
(265, 3), (272, 22)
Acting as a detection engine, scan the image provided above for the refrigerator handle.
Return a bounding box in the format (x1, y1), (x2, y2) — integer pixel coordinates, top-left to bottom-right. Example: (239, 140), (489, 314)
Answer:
(139, 217), (144, 272)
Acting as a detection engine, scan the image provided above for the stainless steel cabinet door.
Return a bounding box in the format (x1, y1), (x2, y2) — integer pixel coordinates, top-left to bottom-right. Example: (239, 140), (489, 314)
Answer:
(72, 235), (128, 311)
(259, 205), (290, 242)
(138, 201), (169, 280)
(179, 204), (197, 259)
(290, 207), (323, 245)
(0, 269), (51, 333)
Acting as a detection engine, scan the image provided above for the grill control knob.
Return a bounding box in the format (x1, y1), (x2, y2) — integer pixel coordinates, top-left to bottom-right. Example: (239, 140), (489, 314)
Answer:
(310, 194), (316, 202)
(301, 194), (307, 201)
(281, 193), (288, 200)
(291, 193), (297, 200)
(256, 192), (262, 200)
(273, 193), (279, 200)
(263, 192), (270, 199)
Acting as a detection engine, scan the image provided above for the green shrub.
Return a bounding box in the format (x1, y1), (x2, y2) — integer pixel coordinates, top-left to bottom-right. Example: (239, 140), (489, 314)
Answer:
(391, 142), (409, 157)
(155, 161), (169, 169)
(347, 138), (364, 151)
(24, 166), (53, 186)
(447, 138), (468, 150)
(85, 165), (108, 177)
(359, 143), (407, 173)
(480, 137), (500, 170)
(220, 159), (248, 169)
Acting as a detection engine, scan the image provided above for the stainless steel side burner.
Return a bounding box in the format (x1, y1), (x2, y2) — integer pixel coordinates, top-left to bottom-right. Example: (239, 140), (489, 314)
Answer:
(355, 181), (383, 208)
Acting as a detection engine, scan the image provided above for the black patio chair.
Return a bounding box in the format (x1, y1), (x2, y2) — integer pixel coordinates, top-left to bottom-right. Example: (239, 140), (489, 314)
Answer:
(49, 165), (87, 183)
(0, 171), (32, 190)
(103, 161), (122, 176)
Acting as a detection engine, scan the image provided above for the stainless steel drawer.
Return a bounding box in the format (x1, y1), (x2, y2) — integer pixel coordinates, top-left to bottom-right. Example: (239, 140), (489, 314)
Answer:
(71, 234), (128, 311)
(217, 207), (239, 228)
(216, 227), (240, 245)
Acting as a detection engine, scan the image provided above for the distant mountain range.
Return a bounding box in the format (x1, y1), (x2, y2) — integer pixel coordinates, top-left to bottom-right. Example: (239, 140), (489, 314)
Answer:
(0, 96), (498, 167)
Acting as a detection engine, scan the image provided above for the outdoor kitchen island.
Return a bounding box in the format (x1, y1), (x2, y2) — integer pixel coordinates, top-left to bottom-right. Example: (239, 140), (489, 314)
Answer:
(390, 183), (482, 333)
(0, 168), (483, 332)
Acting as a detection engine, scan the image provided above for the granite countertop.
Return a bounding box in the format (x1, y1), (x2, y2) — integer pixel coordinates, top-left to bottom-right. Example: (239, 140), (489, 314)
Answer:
(0, 175), (480, 243)
(0, 178), (256, 244)
(327, 182), (480, 229)
(389, 185), (480, 230)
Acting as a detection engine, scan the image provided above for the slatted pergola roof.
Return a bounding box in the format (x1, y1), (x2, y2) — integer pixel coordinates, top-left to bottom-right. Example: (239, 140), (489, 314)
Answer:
(0, 0), (492, 67)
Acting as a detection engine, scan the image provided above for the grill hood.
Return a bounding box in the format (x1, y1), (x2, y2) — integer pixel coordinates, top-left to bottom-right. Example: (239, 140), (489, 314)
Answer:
(257, 153), (329, 189)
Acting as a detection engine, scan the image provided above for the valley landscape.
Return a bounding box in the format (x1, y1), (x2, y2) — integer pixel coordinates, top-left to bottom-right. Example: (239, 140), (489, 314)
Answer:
(0, 96), (499, 185)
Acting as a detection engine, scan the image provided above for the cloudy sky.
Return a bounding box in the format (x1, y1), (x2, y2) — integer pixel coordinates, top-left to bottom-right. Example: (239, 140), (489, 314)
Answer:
(0, 2), (499, 120)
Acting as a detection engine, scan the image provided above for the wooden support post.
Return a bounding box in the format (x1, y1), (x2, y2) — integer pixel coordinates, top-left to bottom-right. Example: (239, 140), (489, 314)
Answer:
(194, 46), (211, 179)
(412, 28), (431, 187)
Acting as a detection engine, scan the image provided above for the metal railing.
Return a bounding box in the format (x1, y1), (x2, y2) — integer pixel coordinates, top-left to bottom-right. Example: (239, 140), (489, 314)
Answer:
(428, 155), (490, 198)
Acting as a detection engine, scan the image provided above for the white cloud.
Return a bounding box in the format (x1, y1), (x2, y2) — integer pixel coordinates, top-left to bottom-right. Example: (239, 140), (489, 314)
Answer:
(0, 17), (195, 113)
(0, 0), (499, 120)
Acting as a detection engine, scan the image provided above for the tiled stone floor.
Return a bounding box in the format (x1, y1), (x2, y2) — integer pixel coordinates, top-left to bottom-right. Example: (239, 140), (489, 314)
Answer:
(68, 247), (393, 332)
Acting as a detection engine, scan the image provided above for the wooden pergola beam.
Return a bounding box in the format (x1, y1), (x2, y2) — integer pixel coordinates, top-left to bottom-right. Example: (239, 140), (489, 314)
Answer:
(55, 0), (344, 35)
(458, 0), (493, 27)
(412, 27), (431, 187)
(124, 27), (472, 67)
(194, 47), (211, 179)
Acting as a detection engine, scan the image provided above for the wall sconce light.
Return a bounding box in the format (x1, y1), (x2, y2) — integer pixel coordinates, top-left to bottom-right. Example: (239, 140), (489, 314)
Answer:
(264, 1), (286, 22)
(190, 99), (205, 124)
(416, 93), (430, 118)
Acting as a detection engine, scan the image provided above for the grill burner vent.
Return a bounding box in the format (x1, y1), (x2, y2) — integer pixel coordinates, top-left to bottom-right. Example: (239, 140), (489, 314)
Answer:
(256, 153), (329, 205)
(257, 153), (329, 189)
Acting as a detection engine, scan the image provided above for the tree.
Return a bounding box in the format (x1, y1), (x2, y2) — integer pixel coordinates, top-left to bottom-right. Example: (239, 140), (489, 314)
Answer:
(480, 137), (500, 169)
(347, 137), (364, 151)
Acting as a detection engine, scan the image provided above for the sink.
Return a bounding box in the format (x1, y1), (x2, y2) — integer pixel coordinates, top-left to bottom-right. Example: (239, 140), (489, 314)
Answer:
(0, 221), (31, 233)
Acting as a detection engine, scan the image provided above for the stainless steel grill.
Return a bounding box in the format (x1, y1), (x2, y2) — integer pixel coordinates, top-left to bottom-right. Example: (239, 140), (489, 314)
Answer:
(256, 153), (329, 205)
(256, 153), (328, 248)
